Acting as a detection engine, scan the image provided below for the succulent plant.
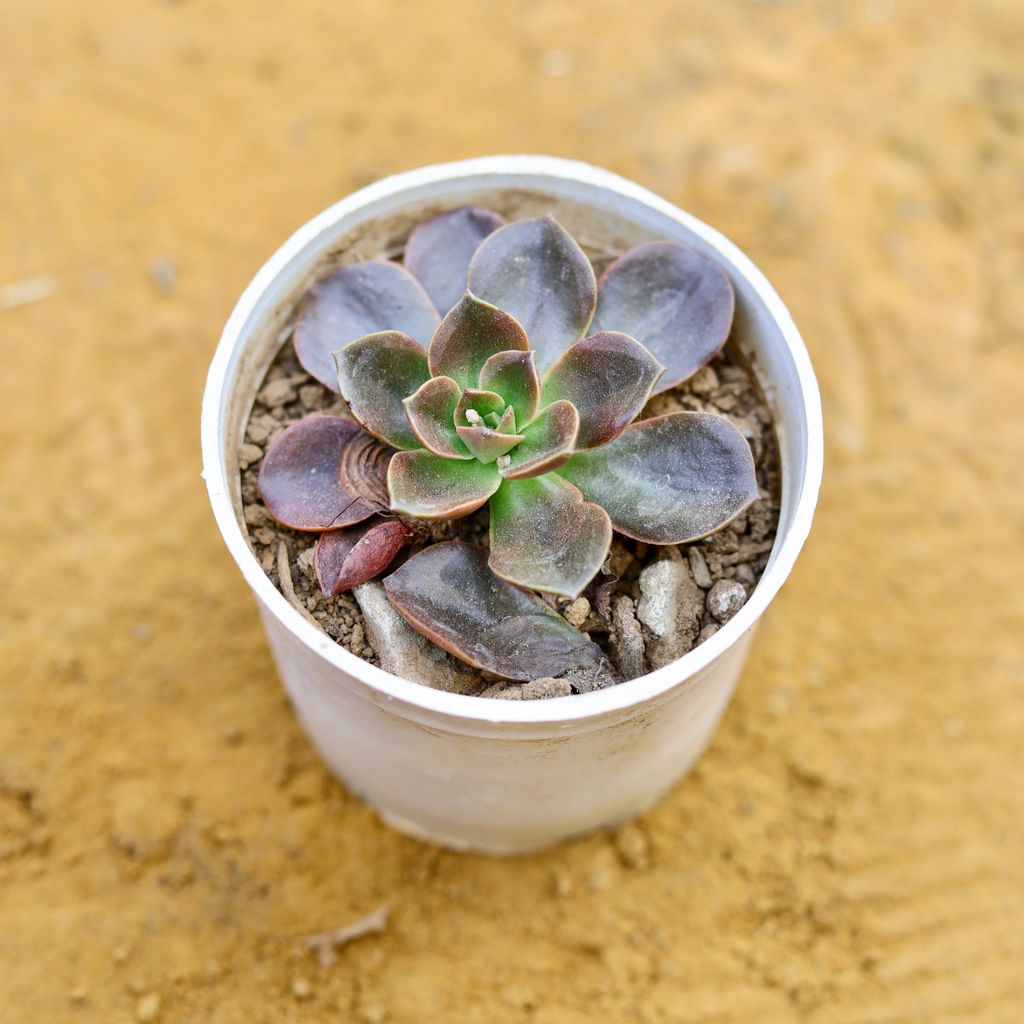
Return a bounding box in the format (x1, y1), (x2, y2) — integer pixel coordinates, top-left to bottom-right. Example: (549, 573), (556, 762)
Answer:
(258, 206), (760, 679)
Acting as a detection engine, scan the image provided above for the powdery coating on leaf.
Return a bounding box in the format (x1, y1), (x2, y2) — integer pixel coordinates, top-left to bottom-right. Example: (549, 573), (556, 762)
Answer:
(560, 412), (759, 544)
(478, 350), (541, 426)
(467, 216), (597, 373)
(542, 331), (666, 449)
(500, 400), (579, 479)
(403, 376), (470, 459)
(489, 475), (612, 597)
(455, 387), (505, 426)
(314, 519), (410, 596)
(592, 241), (735, 393)
(258, 416), (376, 531)
(295, 262), (439, 391)
(403, 206), (506, 316)
(337, 431), (393, 511)
(387, 450), (501, 519)
(335, 331), (429, 450)
(427, 292), (529, 389)
(382, 542), (607, 680)
(455, 424), (526, 464)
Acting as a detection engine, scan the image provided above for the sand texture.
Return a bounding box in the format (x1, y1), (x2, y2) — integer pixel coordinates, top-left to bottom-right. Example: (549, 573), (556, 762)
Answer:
(2, 1), (1023, 1021)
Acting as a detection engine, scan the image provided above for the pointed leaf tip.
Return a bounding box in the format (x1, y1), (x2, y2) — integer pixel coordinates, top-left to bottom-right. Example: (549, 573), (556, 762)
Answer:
(404, 206), (506, 315)
(295, 261), (439, 391)
(593, 241), (734, 392)
(315, 519), (410, 596)
(468, 217), (597, 372)
(335, 331), (429, 450)
(428, 292), (529, 389)
(403, 376), (471, 460)
(542, 331), (664, 449)
(383, 542), (608, 680)
(257, 416), (377, 531)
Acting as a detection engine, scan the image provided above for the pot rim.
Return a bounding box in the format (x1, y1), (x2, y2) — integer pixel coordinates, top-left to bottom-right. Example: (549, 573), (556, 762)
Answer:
(201, 155), (823, 726)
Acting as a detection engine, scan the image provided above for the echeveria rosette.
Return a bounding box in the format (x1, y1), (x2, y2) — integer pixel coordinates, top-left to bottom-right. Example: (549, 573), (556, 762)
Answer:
(258, 207), (760, 682)
(331, 214), (758, 601)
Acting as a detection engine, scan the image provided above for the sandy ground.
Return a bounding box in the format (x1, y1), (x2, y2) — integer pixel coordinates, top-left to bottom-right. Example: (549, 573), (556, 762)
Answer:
(2, 1), (1023, 1021)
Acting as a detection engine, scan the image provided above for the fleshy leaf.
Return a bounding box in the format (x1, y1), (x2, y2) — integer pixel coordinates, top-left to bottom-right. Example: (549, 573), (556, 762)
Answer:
(542, 332), (665, 449)
(468, 216), (597, 372)
(383, 542), (608, 681)
(388, 451), (500, 519)
(489, 476), (612, 598)
(314, 519), (410, 596)
(560, 413), (759, 543)
(295, 262), (439, 391)
(592, 241), (735, 393)
(337, 431), (392, 511)
(403, 377), (470, 460)
(455, 387), (505, 426)
(335, 331), (429, 450)
(499, 400), (579, 480)
(258, 416), (376, 531)
(478, 350), (541, 425)
(403, 206), (506, 315)
(427, 292), (529, 389)
(495, 405), (517, 434)
(455, 424), (526, 464)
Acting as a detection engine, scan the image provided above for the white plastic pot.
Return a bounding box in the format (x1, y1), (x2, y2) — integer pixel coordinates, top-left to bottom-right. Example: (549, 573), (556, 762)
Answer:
(202, 156), (823, 855)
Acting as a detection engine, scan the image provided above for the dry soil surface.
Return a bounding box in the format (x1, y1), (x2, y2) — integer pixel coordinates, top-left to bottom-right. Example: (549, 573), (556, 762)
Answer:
(2, 2), (1023, 1022)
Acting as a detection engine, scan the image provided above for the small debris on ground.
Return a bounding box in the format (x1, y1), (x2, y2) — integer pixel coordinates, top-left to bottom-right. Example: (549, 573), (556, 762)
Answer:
(135, 993), (161, 1022)
(306, 905), (390, 969)
(1, 275), (56, 309)
(149, 257), (178, 295)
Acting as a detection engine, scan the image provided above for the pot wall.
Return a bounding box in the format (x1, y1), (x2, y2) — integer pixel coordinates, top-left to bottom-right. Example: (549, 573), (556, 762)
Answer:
(202, 157), (822, 854)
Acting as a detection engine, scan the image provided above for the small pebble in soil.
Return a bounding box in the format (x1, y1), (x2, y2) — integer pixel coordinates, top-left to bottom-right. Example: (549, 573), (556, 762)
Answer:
(291, 977), (313, 1001)
(707, 579), (747, 623)
(636, 560), (704, 669)
(610, 595), (646, 680)
(687, 547), (713, 589)
(563, 597), (591, 627)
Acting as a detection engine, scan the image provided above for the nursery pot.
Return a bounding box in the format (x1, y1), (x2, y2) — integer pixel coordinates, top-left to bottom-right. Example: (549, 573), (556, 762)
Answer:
(202, 156), (823, 855)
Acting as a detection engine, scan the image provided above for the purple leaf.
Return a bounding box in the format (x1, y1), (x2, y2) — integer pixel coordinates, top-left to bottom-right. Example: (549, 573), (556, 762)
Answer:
(295, 261), (439, 391)
(542, 332), (665, 449)
(478, 350), (541, 426)
(560, 413), (759, 543)
(403, 377), (471, 460)
(258, 416), (377, 531)
(499, 400), (579, 480)
(489, 476), (612, 598)
(592, 241), (735, 393)
(388, 451), (501, 519)
(335, 331), (429, 450)
(337, 431), (393, 512)
(455, 423), (526, 464)
(467, 216), (597, 372)
(314, 519), (411, 596)
(383, 542), (608, 681)
(403, 206), (506, 315)
(427, 292), (529, 389)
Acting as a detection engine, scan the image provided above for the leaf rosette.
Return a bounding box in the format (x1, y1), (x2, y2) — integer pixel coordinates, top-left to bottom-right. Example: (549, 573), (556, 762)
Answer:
(258, 206), (760, 677)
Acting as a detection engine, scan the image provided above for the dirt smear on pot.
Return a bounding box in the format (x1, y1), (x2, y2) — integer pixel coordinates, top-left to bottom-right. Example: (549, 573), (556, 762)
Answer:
(3, 0), (1024, 1021)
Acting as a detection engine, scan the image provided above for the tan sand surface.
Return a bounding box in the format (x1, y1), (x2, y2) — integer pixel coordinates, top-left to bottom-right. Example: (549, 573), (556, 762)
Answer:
(2, 1), (1023, 1020)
